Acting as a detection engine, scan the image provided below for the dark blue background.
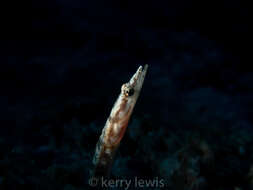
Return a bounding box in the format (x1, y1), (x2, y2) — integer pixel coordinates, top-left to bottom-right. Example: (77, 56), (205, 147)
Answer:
(0, 0), (252, 189)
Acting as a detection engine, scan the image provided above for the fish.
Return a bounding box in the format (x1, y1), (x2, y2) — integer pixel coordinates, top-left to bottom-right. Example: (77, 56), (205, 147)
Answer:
(92, 64), (148, 178)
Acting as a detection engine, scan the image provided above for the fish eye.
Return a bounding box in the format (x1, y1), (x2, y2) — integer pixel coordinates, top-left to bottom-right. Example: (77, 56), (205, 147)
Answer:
(128, 88), (134, 96)
(121, 84), (135, 97)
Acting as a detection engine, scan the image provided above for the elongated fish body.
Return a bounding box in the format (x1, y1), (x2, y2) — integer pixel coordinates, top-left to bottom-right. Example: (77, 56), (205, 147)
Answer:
(92, 65), (148, 178)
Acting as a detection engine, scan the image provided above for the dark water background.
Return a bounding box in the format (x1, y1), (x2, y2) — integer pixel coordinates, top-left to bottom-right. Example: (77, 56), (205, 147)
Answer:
(0, 0), (252, 189)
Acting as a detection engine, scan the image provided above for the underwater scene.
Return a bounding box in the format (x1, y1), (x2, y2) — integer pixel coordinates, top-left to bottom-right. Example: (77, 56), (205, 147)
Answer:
(0, 0), (252, 189)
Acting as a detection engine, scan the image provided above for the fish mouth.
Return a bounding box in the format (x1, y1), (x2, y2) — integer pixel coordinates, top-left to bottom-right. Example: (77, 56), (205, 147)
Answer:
(128, 64), (148, 91)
